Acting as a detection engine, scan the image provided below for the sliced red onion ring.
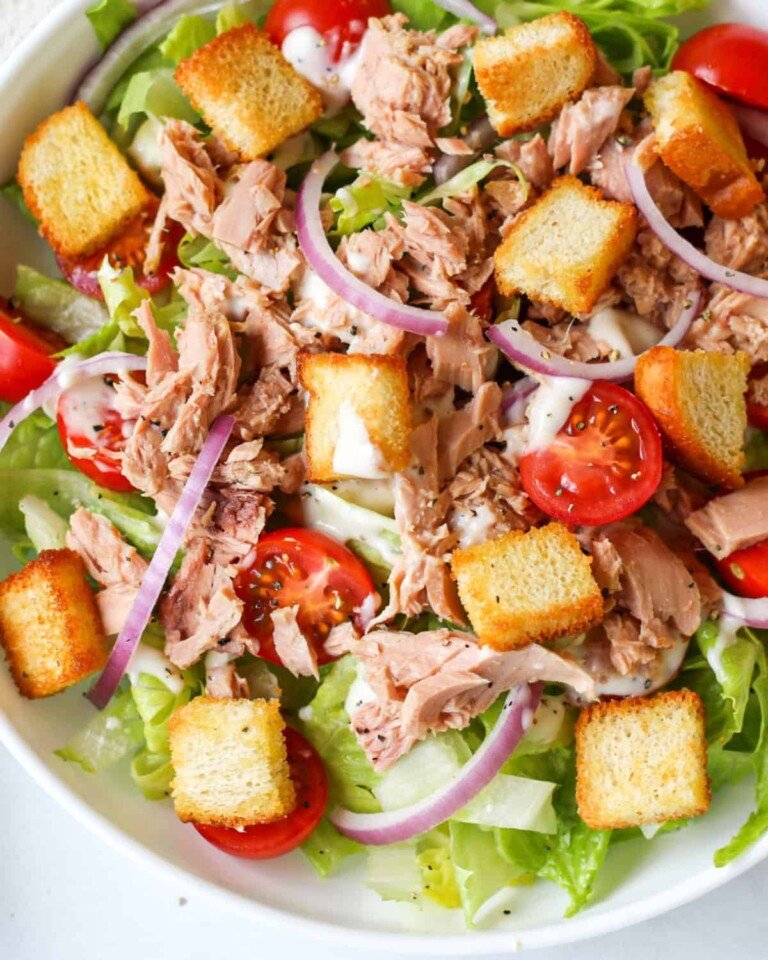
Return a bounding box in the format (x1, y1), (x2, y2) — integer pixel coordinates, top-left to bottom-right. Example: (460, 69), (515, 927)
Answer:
(432, 0), (497, 33)
(330, 682), (541, 845)
(88, 414), (235, 708)
(0, 352), (148, 456)
(730, 101), (768, 148)
(624, 155), (768, 300)
(722, 591), (768, 629)
(295, 151), (448, 337)
(75, 0), (222, 111)
(487, 293), (701, 381)
(501, 376), (537, 424)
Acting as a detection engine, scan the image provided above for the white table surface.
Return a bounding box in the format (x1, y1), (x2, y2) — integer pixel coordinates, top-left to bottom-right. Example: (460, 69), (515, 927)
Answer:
(3, 2), (768, 958)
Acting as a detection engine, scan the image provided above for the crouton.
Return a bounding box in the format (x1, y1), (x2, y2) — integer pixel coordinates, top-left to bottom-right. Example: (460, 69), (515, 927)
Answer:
(576, 690), (710, 829)
(299, 353), (412, 483)
(450, 523), (603, 651)
(175, 24), (323, 160)
(17, 102), (151, 259)
(168, 697), (295, 827)
(493, 176), (637, 314)
(645, 72), (764, 220)
(474, 12), (597, 137)
(0, 549), (107, 699)
(635, 346), (749, 490)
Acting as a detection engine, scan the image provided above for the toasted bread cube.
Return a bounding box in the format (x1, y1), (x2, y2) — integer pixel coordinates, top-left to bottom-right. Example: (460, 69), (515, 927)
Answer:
(576, 691), (710, 829)
(474, 12), (596, 137)
(175, 24), (323, 160)
(0, 549), (107, 699)
(635, 346), (749, 490)
(168, 697), (295, 827)
(645, 72), (764, 220)
(17, 102), (151, 259)
(451, 523), (603, 650)
(493, 176), (637, 314)
(299, 353), (412, 483)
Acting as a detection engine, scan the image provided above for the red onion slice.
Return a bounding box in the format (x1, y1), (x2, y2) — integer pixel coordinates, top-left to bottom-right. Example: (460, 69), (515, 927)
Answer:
(730, 101), (768, 148)
(330, 682), (541, 845)
(0, 352), (148, 456)
(432, 0), (497, 34)
(501, 376), (537, 424)
(722, 591), (768, 629)
(88, 414), (235, 708)
(295, 151), (449, 337)
(488, 293), (700, 381)
(624, 154), (768, 300)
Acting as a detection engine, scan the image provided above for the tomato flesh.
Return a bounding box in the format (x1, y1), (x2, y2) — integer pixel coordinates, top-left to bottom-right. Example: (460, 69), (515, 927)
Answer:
(0, 307), (58, 403)
(469, 277), (496, 322)
(747, 363), (768, 431)
(57, 377), (136, 492)
(672, 24), (768, 111)
(519, 382), (663, 526)
(265, 0), (391, 59)
(234, 528), (376, 668)
(193, 727), (328, 859)
(715, 540), (768, 599)
(57, 201), (183, 300)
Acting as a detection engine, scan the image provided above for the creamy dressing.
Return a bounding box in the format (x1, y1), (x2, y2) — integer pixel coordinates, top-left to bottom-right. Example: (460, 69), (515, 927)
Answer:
(281, 26), (363, 115)
(524, 376), (591, 454)
(448, 502), (498, 549)
(332, 400), (389, 479)
(344, 664), (377, 717)
(293, 266), (376, 347)
(640, 822), (663, 840)
(57, 377), (122, 452)
(127, 644), (184, 694)
(707, 615), (743, 685)
(587, 307), (663, 359)
(323, 477), (395, 516)
(127, 116), (165, 187)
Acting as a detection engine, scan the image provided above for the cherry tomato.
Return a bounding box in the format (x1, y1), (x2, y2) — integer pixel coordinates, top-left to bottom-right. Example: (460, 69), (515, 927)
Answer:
(193, 727), (328, 859)
(747, 363), (768, 431)
(519, 382), (663, 526)
(234, 528), (377, 668)
(715, 540), (768, 598)
(56, 377), (136, 492)
(265, 0), (392, 60)
(672, 24), (768, 111)
(56, 200), (184, 300)
(0, 305), (58, 403)
(469, 277), (496, 322)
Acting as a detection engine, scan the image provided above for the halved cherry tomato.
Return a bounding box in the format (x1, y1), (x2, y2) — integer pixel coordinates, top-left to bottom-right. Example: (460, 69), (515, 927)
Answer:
(0, 304), (59, 403)
(234, 528), (377, 668)
(715, 540), (768, 599)
(519, 382), (663, 526)
(672, 24), (768, 111)
(56, 200), (184, 300)
(193, 727), (327, 859)
(747, 362), (768, 431)
(469, 277), (496, 322)
(265, 0), (391, 60)
(56, 377), (136, 492)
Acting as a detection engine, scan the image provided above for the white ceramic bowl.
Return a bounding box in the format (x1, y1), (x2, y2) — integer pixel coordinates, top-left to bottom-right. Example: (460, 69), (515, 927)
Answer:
(2, 0), (768, 952)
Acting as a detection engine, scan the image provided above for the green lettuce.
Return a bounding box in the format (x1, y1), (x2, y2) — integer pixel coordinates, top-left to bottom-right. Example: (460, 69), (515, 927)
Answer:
(13, 266), (108, 345)
(450, 822), (528, 926)
(744, 428), (768, 473)
(18, 494), (69, 552)
(216, 0), (269, 32)
(56, 686), (144, 772)
(86, 0), (137, 50)
(419, 158), (526, 206)
(301, 817), (363, 877)
(117, 68), (199, 129)
(0, 181), (36, 223)
(159, 15), (216, 64)
(417, 827), (461, 908)
(177, 233), (237, 278)
(330, 175), (412, 235)
(391, 0), (449, 30)
(365, 843), (423, 903)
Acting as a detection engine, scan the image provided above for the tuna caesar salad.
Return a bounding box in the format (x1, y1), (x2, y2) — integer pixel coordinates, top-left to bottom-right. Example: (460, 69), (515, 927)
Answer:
(3, 0), (768, 928)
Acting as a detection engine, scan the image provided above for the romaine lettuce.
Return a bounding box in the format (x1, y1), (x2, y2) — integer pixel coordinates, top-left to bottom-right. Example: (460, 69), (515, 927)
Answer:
(450, 821), (528, 926)
(159, 14), (216, 65)
(330, 175), (412, 235)
(116, 68), (199, 129)
(13, 265), (108, 345)
(86, 0), (137, 50)
(55, 685), (144, 772)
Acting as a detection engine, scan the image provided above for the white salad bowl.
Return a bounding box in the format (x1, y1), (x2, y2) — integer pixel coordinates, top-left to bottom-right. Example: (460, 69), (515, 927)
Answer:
(1, 0), (768, 952)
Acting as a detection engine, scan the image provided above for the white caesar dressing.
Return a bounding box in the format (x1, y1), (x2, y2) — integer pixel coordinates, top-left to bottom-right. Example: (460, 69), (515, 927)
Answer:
(57, 376), (123, 457)
(281, 26), (363, 115)
(127, 644), (184, 694)
(127, 116), (165, 187)
(707, 615), (744, 685)
(333, 399), (389, 479)
(293, 266), (376, 348)
(448, 502), (498, 549)
(587, 307), (663, 359)
(524, 376), (591, 453)
(344, 663), (377, 717)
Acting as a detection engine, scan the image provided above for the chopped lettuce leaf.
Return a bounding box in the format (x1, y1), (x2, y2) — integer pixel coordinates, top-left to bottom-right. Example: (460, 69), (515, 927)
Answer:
(456, 774), (557, 833)
(744, 428), (768, 474)
(131, 747), (174, 800)
(301, 817), (363, 877)
(159, 15), (216, 64)
(19, 494), (69, 551)
(215, 0), (269, 32)
(13, 265), (108, 344)
(330, 175), (412, 235)
(0, 407), (69, 472)
(300, 655), (380, 813)
(696, 619), (761, 738)
(375, 732), (469, 810)
(450, 822), (527, 927)
(98, 260), (149, 335)
(1, 180), (36, 223)
(58, 320), (134, 360)
(86, 0), (137, 50)
(419, 159), (525, 206)
(105, 44), (168, 115)
(417, 827), (461, 908)
(56, 686), (143, 772)
(177, 233), (237, 278)
(391, 0), (448, 31)
(366, 842), (423, 903)
(708, 744), (754, 794)
(117, 68), (199, 129)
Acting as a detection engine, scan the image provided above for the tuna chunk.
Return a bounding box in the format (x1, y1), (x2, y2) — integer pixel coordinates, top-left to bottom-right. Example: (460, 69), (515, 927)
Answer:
(270, 605), (319, 679)
(495, 134), (554, 190)
(685, 477), (768, 560)
(548, 86), (634, 175)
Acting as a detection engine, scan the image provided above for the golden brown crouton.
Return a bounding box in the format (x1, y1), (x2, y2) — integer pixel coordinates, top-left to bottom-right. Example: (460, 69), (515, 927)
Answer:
(576, 690), (710, 830)
(451, 523), (603, 651)
(175, 24), (323, 160)
(299, 353), (412, 483)
(17, 102), (151, 259)
(0, 549), (107, 699)
(493, 176), (637, 314)
(168, 697), (295, 827)
(474, 12), (597, 136)
(635, 346), (749, 490)
(645, 72), (764, 220)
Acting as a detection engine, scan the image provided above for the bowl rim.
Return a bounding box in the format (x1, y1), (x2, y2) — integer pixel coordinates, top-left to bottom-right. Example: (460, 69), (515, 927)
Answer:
(2, 0), (768, 952)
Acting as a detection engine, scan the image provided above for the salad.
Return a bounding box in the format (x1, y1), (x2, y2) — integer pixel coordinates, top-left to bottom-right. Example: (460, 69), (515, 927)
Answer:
(1, 0), (768, 930)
